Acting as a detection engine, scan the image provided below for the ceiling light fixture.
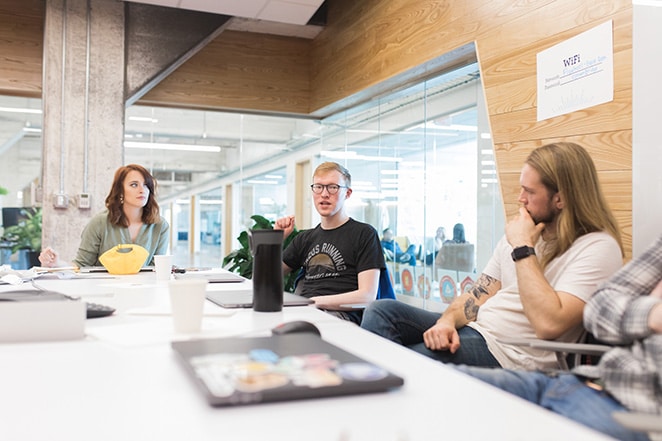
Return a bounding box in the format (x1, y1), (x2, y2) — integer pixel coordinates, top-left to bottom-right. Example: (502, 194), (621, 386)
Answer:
(123, 141), (221, 152)
(245, 180), (279, 185)
(320, 150), (402, 163)
(0, 107), (42, 114)
(128, 116), (159, 123)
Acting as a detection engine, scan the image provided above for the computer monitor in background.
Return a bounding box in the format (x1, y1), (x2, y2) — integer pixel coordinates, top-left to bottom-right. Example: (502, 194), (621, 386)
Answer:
(1, 207), (31, 228)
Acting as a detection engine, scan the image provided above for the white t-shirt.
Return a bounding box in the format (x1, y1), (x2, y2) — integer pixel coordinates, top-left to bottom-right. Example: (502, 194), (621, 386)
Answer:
(467, 231), (622, 370)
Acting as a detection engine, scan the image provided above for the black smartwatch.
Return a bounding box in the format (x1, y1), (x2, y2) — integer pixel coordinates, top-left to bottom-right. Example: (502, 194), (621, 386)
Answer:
(511, 245), (535, 262)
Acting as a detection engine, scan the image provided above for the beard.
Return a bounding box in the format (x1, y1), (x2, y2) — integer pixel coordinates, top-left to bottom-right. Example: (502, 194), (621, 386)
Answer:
(529, 207), (558, 225)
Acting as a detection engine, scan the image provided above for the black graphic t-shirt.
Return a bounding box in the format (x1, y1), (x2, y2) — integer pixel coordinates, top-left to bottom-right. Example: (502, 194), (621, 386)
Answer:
(283, 218), (385, 298)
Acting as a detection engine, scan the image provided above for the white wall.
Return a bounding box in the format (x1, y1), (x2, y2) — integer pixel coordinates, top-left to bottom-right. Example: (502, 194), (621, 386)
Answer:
(632, 0), (662, 256)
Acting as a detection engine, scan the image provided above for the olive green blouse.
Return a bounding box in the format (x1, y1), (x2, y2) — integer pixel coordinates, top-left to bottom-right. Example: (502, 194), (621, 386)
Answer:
(73, 210), (169, 268)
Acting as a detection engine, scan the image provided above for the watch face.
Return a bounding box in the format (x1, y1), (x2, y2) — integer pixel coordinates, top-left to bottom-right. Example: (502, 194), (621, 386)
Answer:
(512, 246), (535, 261)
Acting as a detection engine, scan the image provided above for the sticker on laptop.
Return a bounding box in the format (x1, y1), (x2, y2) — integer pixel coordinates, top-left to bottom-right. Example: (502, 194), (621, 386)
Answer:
(336, 363), (388, 381)
(190, 350), (389, 397)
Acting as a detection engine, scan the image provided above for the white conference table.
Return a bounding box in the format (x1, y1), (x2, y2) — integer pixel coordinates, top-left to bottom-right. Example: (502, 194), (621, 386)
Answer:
(0, 271), (616, 441)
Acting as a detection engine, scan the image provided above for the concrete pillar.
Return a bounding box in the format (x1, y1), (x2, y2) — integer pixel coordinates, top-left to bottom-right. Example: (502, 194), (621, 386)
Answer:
(40, 0), (230, 264)
(41, 0), (125, 263)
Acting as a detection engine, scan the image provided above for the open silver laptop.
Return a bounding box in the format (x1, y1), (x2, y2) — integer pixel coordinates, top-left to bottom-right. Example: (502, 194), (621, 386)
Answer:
(173, 269), (245, 283)
(206, 290), (313, 309)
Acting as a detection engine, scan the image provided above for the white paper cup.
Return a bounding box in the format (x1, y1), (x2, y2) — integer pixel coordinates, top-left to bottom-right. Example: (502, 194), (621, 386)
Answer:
(168, 278), (208, 333)
(154, 254), (173, 282)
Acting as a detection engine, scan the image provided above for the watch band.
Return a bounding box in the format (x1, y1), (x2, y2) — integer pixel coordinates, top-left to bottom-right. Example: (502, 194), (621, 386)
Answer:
(511, 245), (536, 262)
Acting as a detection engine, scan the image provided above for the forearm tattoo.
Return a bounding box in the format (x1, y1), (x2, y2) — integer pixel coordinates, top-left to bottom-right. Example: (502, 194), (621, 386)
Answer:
(463, 274), (497, 321)
(468, 273), (497, 300)
(464, 297), (479, 321)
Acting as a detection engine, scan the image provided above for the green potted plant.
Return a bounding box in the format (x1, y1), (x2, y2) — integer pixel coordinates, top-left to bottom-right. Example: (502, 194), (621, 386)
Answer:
(223, 214), (300, 292)
(0, 186), (8, 196)
(1, 207), (42, 268)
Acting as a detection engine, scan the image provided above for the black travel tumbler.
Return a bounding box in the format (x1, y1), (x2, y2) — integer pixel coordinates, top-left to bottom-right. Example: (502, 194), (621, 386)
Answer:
(249, 229), (284, 312)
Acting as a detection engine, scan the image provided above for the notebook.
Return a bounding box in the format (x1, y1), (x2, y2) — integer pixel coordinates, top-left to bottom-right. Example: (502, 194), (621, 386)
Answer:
(171, 333), (404, 406)
(206, 290), (314, 308)
(174, 269), (245, 283)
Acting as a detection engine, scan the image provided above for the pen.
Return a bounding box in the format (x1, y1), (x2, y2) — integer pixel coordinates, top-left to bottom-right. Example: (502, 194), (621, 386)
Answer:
(172, 267), (212, 273)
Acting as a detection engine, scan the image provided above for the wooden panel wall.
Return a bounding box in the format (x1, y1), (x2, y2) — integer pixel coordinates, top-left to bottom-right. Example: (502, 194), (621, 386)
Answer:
(0, 0), (43, 97)
(310, 0), (633, 257)
(0, 0), (634, 256)
(478, 4), (633, 257)
(139, 30), (312, 114)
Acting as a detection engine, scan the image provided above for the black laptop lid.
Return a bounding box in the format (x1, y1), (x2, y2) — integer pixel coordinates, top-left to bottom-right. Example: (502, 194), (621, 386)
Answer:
(171, 333), (404, 407)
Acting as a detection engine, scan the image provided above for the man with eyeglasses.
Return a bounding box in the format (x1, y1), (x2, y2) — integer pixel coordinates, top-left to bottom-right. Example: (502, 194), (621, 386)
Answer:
(275, 161), (385, 324)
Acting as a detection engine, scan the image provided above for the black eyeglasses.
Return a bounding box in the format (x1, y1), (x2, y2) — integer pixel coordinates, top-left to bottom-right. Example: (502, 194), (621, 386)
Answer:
(310, 184), (347, 195)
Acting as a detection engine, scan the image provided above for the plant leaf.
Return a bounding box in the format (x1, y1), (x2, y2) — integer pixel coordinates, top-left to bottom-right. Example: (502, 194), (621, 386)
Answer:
(251, 214), (274, 230)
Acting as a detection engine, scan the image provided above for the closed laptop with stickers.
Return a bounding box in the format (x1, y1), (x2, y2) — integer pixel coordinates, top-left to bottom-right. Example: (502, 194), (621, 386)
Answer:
(171, 333), (404, 407)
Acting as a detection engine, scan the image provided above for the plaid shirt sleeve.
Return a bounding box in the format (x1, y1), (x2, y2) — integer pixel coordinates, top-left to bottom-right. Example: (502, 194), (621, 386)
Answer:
(578, 234), (662, 416)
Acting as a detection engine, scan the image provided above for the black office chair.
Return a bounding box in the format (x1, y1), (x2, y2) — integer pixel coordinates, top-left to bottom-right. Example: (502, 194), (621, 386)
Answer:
(500, 333), (608, 370)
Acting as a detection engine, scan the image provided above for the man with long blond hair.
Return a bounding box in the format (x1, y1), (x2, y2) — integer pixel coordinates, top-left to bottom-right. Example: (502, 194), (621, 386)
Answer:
(362, 142), (623, 370)
(458, 235), (661, 441)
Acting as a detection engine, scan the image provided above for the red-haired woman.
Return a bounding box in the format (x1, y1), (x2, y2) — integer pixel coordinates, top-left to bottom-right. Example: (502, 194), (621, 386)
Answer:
(39, 164), (169, 268)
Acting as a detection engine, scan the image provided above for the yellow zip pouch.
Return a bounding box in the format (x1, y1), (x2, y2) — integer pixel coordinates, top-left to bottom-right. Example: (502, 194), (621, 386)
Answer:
(99, 244), (149, 275)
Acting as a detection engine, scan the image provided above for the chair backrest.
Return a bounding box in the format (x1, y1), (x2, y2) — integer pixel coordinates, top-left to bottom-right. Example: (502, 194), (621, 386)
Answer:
(498, 333), (610, 371)
(436, 243), (475, 272)
(377, 267), (396, 300)
(563, 331), (607, 370)
(293, 268), (305, 296)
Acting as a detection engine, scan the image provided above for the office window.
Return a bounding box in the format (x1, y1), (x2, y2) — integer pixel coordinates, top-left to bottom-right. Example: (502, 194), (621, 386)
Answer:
(0, 96), (42, 209)
(244, 167), (288, 222)
(231, 167), (289, 242)
(200, 188), (223, 246)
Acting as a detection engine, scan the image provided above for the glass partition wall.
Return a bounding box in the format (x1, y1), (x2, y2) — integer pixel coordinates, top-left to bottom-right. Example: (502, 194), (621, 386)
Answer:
(0, 96), (43, 269)
(124, 61), (504, 310)
(312, 64), (503, 309)
(0, 96), (42, 209)
(0, 61), (504, 308)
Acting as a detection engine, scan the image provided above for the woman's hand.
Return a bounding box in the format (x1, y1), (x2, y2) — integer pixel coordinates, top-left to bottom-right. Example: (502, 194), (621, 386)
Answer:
(38, 247), (59, 268)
